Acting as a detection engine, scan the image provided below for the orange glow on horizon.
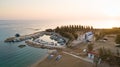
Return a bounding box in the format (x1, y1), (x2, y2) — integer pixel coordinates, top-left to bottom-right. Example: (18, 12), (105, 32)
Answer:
(0, 0), (120, 28)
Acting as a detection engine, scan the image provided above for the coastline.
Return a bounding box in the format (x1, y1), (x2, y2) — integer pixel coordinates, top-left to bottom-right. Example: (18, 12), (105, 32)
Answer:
(30, 53), (49, 67)
(31, 49), (56, 67)
(31, 51), (95, 67)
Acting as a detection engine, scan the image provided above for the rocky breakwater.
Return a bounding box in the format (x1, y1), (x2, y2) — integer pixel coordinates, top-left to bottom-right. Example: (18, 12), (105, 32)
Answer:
(5, 31), (68, 50)
(4, 31), (45, 42)
(25, 40), (64, 50)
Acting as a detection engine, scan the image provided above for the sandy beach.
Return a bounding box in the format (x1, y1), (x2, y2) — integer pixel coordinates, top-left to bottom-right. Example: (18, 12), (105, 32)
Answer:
(33, 53), (92, 67)
(31, 49), (112, 67)
(30, 49), (91, 67)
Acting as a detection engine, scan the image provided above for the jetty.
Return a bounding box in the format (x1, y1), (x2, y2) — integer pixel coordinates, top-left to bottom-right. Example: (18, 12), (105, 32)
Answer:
(4, 31), (45, 42)
(25, 40), (65, 50)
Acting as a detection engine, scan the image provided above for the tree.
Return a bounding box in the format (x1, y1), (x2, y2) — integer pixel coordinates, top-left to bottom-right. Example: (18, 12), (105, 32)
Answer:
(72, 33), (78, 39)
(55, 26), (60, 33)
(87, 44), (93, 52)
(98, 47), (114, 63)
(54, 25), (94, 41)
(45, 29), (54, 32)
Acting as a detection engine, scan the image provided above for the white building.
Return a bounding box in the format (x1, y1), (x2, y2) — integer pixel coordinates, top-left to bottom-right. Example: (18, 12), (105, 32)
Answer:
(85, 32), (94, 42)
(77, 31), (94, 43)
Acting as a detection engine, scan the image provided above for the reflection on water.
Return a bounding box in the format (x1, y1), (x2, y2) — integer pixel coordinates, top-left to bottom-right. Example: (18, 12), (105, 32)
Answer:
(0, 41), (48, 67)
(0, 20), (49, 67)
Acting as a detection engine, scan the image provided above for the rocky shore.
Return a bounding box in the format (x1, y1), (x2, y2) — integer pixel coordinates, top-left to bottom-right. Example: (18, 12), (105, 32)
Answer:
(5, 31), (68, 50)
(4, 31), (51, 42)
(25, 40), (64, 50)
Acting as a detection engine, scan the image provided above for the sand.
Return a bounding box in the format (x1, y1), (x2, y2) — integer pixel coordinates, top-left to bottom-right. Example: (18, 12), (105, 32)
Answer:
(32, 50), (112, 67)
(33, 52), (93, 67)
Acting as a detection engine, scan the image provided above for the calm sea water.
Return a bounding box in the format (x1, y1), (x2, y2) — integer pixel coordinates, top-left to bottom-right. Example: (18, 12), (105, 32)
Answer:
(0, 20), (57, 67)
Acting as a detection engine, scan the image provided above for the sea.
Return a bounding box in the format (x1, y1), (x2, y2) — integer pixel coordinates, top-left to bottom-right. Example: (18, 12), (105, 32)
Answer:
(0, 20), (64, 67)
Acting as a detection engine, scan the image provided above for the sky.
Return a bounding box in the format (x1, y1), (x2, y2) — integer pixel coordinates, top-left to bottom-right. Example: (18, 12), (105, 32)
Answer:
(0, 0), (120, 28)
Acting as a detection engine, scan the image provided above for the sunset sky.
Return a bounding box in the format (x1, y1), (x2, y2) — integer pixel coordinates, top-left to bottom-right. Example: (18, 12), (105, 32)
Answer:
(0, 0), (120, 28)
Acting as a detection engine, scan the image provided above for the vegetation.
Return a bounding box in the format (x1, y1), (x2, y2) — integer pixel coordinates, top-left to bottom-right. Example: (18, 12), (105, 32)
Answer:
(54, 25), (120, 41)
(94, 32), (106, 41)
(45, 29), (54, 32)
(87, 44), (93, 52)
(115, 56), (120, 66)
(98, 28), (120, 36)
(103, 27), (120, 34)
(98, 47), (120, 66)
(54, 25), (94, 41)
(94, 27), (120, 41)
(98, 47), (113, 61)
(115, 34), (120, 44)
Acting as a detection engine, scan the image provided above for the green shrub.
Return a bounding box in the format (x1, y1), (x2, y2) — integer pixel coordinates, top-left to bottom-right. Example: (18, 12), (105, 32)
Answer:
(87, 44), (93, 52)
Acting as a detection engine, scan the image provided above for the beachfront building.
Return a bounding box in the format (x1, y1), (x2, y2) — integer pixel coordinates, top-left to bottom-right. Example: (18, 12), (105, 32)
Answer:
(87, 51), (102, 64)
(88, 52), (96, 60)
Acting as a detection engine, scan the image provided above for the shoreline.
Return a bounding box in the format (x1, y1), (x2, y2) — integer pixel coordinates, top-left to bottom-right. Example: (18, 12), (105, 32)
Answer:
(31, 53), (49, 67)
(31, 49), (56, 67)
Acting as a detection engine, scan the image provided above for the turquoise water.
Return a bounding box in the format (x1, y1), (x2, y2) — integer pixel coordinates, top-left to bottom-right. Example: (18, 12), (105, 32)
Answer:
(0, 20), (50, 67)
